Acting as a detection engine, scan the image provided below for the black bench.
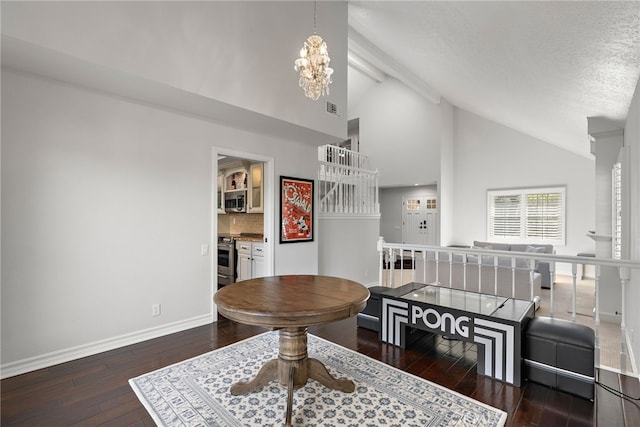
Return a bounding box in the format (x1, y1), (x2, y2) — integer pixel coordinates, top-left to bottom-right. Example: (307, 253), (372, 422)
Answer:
(523, 316), (595, 400)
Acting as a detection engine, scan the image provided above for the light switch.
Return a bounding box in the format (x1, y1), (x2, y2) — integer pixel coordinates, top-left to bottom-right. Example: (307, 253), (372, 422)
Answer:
(201, 244), (209, 256)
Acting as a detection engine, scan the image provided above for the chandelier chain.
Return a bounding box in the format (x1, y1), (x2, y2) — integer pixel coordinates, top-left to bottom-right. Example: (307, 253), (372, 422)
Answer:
(294, 0), (333, 100)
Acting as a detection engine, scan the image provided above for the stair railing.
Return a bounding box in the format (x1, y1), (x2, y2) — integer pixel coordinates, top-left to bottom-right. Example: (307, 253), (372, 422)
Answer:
(318, 145), (379, 215)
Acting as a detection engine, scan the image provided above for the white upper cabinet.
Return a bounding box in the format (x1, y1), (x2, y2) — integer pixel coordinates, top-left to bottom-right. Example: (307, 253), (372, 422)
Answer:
(248, 162), (264, 213)
(217, 173), (225, 214)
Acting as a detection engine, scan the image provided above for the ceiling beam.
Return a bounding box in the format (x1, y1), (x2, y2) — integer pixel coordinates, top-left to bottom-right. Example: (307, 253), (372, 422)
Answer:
(348, 26), (441, 104)
(347, 50), (386, 83)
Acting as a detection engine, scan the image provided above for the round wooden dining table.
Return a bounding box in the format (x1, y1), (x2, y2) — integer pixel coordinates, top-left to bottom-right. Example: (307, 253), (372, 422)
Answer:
(214, 274), (369, 427)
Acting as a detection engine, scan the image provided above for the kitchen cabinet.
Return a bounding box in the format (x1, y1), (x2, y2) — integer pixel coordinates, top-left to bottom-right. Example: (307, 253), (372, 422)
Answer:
(236, 240), (264, 281)
(252, 243), (265, 278)
(248, 162), (264, 213)
(217, 173), (225, 214)
(224, 167), (247, 191)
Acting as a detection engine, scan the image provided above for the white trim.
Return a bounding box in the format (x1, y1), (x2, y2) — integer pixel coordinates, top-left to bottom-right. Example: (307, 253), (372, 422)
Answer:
(487, 186), (566, 245)
(347, 49), (385, 83)
(598, 364), (623, 375)
(627, 328), (638, 375)
(589, 128), (624, 139)
(211, 150), (219, 321)
(0, 314), (213, 379)
(214, 147), (275, 278)
(319, 213), (381, 220)
(600, 311), (622, 324)
(523, 359), (595, 383)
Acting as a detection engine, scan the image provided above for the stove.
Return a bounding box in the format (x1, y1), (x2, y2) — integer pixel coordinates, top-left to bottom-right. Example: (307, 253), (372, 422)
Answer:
(217, 235), (235, 288)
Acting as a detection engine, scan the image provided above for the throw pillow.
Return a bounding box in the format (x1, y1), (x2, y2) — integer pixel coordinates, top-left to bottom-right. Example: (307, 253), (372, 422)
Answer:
(524, 245), (545, 269)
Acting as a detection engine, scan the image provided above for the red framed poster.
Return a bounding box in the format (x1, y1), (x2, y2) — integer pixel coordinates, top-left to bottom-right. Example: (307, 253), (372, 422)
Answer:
(280, 176), (314, 243)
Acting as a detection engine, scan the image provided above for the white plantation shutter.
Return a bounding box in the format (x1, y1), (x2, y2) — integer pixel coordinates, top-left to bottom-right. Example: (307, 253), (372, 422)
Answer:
(488, 187), (566, 245)
(489, 193), (521, 237)
(525, 192), (564, 240)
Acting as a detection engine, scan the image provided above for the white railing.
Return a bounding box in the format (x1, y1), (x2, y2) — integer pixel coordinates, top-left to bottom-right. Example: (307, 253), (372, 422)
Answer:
(377, 237), (640, 374)
(318, 145), (379, 215)
(318, 144), (371, 169)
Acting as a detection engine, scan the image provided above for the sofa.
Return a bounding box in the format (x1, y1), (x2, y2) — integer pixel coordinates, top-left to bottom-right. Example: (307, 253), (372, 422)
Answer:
(412, 240), (553, 306)
(472, 241), (554, 289)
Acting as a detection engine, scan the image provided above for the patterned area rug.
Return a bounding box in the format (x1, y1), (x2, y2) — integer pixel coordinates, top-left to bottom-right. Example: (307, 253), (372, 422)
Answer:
(129, 331), (507, 427)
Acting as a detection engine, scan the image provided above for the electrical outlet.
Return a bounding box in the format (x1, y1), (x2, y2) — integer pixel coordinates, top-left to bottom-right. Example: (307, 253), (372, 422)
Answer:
(152, 304), (161, 317)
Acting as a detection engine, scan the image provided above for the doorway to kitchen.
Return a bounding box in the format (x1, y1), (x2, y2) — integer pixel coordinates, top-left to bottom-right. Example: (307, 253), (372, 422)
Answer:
(213, 148), (274, 291)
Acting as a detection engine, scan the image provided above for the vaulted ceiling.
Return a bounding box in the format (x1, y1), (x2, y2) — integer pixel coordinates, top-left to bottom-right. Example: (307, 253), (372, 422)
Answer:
(347, 1), (640, 158)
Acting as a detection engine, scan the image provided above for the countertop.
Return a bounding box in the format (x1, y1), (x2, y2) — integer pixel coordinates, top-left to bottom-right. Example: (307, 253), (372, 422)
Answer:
(222, 233), (264, 242)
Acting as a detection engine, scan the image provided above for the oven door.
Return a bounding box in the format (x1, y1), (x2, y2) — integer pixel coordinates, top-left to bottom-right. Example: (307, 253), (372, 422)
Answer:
(217, 242), (235, 287)
(218, 272), (234, 287)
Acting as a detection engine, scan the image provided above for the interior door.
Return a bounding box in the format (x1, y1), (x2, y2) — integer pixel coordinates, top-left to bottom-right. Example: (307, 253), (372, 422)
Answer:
(402, 196), (437, 245)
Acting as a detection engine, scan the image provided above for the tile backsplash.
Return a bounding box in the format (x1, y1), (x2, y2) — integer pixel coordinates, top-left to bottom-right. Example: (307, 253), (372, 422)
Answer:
(218, 213), (264, 235)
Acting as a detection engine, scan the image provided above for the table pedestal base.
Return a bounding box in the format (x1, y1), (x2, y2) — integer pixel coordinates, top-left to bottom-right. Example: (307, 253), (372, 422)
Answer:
(229, 327), (354, 426)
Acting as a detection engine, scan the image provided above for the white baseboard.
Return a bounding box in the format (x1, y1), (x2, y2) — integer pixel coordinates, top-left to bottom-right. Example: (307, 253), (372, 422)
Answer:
(0, 314), (213, 379)
(599, 311), (622, 324)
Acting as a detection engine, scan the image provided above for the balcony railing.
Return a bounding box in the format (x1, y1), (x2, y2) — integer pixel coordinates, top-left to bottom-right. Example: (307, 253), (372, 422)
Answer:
(318, 145), (379, 215)
(377, 237), (640, 375)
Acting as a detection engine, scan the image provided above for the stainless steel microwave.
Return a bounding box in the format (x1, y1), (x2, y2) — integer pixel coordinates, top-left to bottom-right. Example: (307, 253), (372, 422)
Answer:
(224, 190), (246, 213)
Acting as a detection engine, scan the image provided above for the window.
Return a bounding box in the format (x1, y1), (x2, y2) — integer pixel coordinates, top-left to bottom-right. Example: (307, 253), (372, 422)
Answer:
(406, 199), (421, 210)
(487, 187), (566, 245)
(613, 162), (622, 259)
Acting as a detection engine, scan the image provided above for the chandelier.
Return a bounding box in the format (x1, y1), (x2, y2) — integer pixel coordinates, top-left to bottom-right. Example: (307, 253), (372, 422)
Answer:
(294, 2), (333, 100)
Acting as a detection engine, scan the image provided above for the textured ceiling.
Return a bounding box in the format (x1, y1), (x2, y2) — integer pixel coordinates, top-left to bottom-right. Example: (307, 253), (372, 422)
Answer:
(348, 1), (640, 157)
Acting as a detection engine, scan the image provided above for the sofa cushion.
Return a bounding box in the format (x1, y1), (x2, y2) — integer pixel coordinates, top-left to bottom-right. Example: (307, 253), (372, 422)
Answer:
(511, 243), (553, 254)
(506, 244), (549, 270)
(511, 245), (545, 268)
(473, 244), (493, 250)
(467, 254), (506, 266)
(510, 244), (527, 252)
(473, 240), (510, 251)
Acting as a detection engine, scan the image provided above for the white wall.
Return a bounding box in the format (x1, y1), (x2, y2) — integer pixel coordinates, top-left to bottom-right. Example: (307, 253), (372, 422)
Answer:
(318, 216), (380, 287)
(591, 127), (624, 318)
(1, 69), (319, 374)
(349, 69), (596, 260)
(379, 186), (438, 244)
(1, 1), (348, 140)
(623, 77), (640, 365)
(0, 0), (346, 376)
(350, 76), (441, 187)
(451, 108), (595, 261)
(439, 99), (455, 246)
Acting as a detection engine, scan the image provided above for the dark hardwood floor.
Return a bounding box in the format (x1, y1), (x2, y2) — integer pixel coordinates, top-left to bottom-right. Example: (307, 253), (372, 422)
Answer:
(2, 316), (639, 426)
